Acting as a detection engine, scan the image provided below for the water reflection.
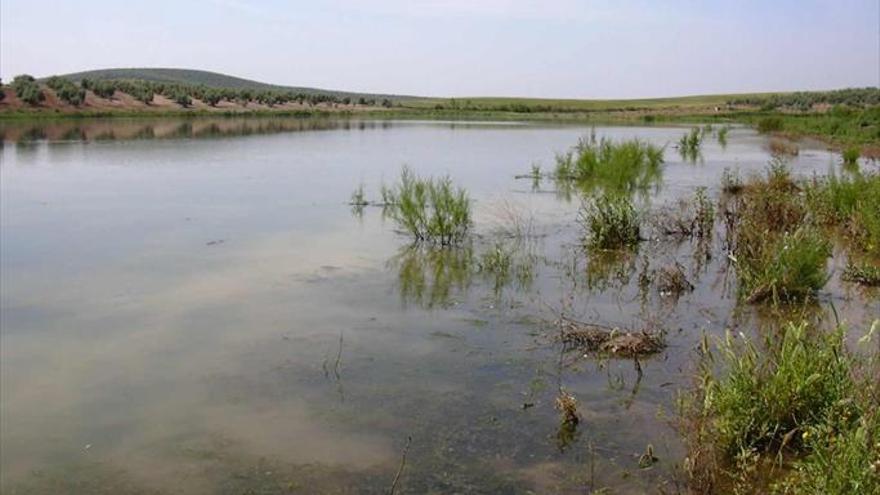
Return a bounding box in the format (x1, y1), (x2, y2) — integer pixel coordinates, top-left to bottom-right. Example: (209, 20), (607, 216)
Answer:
(0, 117), (397, 143)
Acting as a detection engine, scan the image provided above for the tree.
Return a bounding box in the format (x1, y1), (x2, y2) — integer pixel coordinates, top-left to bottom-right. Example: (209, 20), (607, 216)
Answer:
(173, 91), (192, 108)
(11, 74), (44, 105)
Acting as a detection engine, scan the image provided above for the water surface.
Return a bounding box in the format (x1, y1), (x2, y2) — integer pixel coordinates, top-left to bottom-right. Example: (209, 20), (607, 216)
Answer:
(1, 117), (876, 494)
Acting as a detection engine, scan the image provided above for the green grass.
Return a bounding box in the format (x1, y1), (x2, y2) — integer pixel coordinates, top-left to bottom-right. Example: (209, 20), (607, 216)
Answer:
(553, 136), (664, 195)
(841, 262), (880, 286)
(580, 193), (641, 250)
(805, 171), (880, 256)
(679, 127), (703, 161)
(383, 166), (471, 245)
(842, 146), (861, 165)
(686, 320), (880, 494)
(736, 226), (831, 303)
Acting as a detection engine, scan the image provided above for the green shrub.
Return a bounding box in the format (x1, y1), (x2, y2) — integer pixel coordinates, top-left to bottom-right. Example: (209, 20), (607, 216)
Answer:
(384, 166), (471, 245)
(757, 116), (784, 133)
(842, 146), (860, 165)
(580, 193), (640, 250)
(11, 74), (44, 105)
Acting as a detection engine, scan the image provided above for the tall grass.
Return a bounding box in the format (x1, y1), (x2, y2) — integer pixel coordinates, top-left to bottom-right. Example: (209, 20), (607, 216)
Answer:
(679, 127), (703, 161)
(554, 136), (664, 195)
(842, 146), (860, 165)
(384, 166), (471, 245)
(580, 193), (640, 250)
(685, 321), (879, 494)
(805, 171), (880, 256)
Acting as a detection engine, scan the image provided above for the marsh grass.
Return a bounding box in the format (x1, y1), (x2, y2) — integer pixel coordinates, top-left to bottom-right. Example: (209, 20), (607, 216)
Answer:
(580, 193), (640, 250)
(679, 127), (703, 161)
(721, 167), (744, 194)
(717, 126), (730, 147)
(684, 321), (879, 494)
(805, 171), (880, 256)
(842, 146), (860, 165)
(841, 262), (880, 287)
(553, 136), (664, 195)
(768, 138), (799, 157)
(384, 166), (471, 245)
(736, 227), (830, 303)
(349, 183), (368, 206)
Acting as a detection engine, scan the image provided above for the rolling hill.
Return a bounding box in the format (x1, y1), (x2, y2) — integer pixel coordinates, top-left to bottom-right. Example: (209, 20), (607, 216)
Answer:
(54, 68), (416, 101)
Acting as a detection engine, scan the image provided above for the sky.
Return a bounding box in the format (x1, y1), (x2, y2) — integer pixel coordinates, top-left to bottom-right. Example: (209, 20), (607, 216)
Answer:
(1, 0), (878, 98)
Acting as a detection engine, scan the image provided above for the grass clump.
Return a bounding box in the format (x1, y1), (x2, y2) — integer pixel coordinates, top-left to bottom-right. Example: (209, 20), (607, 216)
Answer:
(756, 116), (784, 133)
(349, 183), (368, 206)
(805, 171), (880, 256)
(679, 127), (703, 161)
(736, 226), (830, 303)
(717, 126), (730, 147)
(580, 193), (640, 250)
(842, 146), (860, 165)
(841, 262), (880, 287)
(768, 138), (799, 157)
(384, 166), (471, 245)
(684, 321), (879, 494)
(721, 167), (744, 194)
(554, 136), (664, 195)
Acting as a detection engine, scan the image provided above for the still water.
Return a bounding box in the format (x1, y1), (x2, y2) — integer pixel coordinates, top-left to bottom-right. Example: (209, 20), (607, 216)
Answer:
(1, 118), (876, 494)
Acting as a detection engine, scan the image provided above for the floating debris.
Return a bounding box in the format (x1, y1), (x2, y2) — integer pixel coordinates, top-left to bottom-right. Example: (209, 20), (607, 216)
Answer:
(556, 317), (665, 358)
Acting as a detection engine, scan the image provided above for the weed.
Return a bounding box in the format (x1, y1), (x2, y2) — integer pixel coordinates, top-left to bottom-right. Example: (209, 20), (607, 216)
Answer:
(679, 127), (703, 161)
(768, 138), (799, 157)
(842, 146), (860, 165)
(757, 116), (783, 133)
(721, 167), (744, 194)
(841, 262), (880, 286)
(580, 193), (640, 250)
(350, 183), (368, 206)
(657, 261), (695, 296)
(736, 226), (831, 303)
(557, 317), (665, 358)
(384, 166), (471, 245)
(717, 126), (730, 147)
(554, 137), (664, 195)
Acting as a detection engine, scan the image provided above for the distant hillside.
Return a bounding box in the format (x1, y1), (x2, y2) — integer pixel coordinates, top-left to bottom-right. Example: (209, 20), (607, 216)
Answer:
(56, 68), (416, 100)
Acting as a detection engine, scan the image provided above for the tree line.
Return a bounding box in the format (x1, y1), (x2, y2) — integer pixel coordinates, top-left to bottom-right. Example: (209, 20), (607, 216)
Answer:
(0, 74), (396, 109)
(728, 87), (880, 111)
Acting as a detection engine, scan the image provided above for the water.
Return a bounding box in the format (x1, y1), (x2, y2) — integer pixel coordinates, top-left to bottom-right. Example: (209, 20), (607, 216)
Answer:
(1, 118), (876, 494)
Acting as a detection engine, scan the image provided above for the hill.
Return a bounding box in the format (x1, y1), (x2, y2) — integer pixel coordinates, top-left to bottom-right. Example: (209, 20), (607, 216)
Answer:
(55, 68), (413, 100)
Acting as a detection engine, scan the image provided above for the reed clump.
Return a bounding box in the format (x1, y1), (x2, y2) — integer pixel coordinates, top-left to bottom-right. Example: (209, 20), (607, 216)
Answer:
(679, 127), (703, 161)
(553, 136), (664, 195)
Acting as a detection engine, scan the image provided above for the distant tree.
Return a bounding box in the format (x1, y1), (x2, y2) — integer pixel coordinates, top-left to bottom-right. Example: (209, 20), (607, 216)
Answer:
(357, 97), (367, 106)
(0, 78), (5, 102)
(173, 91), (192, 108)
(342, 96), (351, 105)
(45, 76), (86, 106)
(381, 98), (393, 108)
(11, 74), (44, 105)
(203, 89), (222, 107)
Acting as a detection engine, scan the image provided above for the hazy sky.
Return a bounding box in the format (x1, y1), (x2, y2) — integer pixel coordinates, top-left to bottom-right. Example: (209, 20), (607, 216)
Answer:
(2, 0), (878, 98)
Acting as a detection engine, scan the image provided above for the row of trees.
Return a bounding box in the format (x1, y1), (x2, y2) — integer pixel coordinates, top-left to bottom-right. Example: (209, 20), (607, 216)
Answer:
(728, 87), (880, 111)
(1, 75), (397, 109)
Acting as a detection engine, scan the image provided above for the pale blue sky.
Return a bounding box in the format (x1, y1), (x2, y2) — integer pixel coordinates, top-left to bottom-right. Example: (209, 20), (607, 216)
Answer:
(2, 0), (878, 98)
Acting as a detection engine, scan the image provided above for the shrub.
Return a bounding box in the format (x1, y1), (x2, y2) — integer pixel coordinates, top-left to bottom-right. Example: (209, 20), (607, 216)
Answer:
(580, 193), (640, 250)
(173, 91), (192, 108)
(46, 76), (86, 106)
(757, 116), (784, 133)
(842, 146), (860, 165)
(11, 74), (44, 105)
(384, 167), (471, 245)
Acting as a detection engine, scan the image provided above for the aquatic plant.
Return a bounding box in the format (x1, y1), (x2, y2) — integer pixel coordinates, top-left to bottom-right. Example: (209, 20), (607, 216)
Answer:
(720, 167), (743, 194)
(756, 116), (783, 133)
(684, 321), (879, 494)
(679, 127), (703, 161)
(580, 193), (640, 250)
(768, 138), (799, 157)
(557, 317), (665, 357)
(842, 146), (861, 165)
(693, 187), (714, 240)
(656, 261), (694, 296)
(349, 183), (368, 206)
(554, 137), (664, 195)
(736, 226), (830, 303)
(384, 166), (471, 245)
(717, 126), (729, 147)
(805, 171), (880, 255)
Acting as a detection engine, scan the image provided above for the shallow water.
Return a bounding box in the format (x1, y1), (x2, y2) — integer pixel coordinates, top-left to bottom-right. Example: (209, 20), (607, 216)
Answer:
(1, 118), (877, 494)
